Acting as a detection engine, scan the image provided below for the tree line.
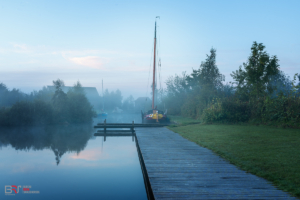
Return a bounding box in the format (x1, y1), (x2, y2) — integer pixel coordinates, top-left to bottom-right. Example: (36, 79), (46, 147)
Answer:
(0, 79), (138, 127)
(0, 79), (96, 126)
(160, 42), (300, 127)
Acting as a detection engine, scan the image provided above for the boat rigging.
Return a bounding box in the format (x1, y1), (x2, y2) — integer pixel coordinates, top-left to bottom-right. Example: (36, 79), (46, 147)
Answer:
(142, 17), (169, 124)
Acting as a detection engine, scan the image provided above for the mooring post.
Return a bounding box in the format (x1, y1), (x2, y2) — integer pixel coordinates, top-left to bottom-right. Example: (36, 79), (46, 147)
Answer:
(131, 121), (134, 133)
(104, 119), (106, 133)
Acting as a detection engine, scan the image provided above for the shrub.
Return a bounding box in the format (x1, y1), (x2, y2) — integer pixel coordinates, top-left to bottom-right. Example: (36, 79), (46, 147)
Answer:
(0, 101), (53, 126)
(201, 97), (251, 123)
(222, 98), (251, 122)
(262, 95), (300, 127)
(181, 96), (207, 119)
(201, 98), (223, 123)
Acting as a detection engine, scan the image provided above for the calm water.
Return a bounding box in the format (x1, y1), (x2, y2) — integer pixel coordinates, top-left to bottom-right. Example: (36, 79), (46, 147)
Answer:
(0, 114), (147, 200)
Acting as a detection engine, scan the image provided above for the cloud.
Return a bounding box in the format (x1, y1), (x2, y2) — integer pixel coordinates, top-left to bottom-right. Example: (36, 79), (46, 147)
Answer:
(0, 42), (151, 72)
(12, 43), (31, 53)
(70, 148), (108, 161)
(67, 56), (106, 69)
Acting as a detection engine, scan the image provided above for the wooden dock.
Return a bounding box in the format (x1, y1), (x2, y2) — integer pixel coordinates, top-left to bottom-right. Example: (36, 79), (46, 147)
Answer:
(94, 120), (167, 133)
(135, 127), (297, 200)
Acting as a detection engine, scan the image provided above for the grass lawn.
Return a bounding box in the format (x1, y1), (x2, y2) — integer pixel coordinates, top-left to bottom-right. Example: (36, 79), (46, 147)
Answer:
(168, 120), (300, 198)
(169, 115), (201, 126)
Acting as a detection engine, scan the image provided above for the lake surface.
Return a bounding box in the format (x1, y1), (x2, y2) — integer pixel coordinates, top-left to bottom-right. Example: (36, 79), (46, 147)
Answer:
(0, 114), (148, 200)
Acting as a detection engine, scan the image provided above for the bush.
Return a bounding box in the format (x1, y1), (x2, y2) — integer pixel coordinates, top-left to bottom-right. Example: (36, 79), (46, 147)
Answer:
(262, 96), (300, 127)
(222, 98), (251, 122)
(181, 94), (207, 119)
(201, 97), (251, 123)
(0, 100), (53, 126)
(201, 98), (223, 123)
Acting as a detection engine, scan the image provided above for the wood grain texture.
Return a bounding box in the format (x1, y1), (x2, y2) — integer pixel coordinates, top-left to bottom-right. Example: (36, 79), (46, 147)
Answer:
(135, 127), (297, 200)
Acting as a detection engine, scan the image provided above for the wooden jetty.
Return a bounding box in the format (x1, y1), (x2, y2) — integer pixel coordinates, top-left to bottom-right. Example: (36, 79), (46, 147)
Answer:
(94, 120), (167, 134)
(93, 120), (167, 143)
(135, 127), (297, 200)
(94, 133), (135, 137)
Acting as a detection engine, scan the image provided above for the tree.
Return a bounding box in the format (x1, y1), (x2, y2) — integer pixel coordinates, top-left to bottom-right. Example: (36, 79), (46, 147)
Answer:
(186, 48), (224, 91)
(52, 79), (68, 122)
(71, 81), (85, 94)
(53, 79), (65, 91)
(103, 89), (123, 110)
(164, 72), (189, 114)
(231, 42), (280, 100)
(122, 95), (135, 111)
(186, 48), (224, 107)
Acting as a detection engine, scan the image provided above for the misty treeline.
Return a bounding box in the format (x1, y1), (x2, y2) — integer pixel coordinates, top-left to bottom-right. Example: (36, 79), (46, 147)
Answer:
(100, 89), (134, 112)
(0, 79), (96, 126)
(159, 42), (300, 127)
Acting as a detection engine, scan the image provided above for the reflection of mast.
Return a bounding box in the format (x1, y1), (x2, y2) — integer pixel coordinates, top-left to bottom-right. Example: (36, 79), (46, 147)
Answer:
(152, 21), (157, 109)
(101, 136), (103, 153)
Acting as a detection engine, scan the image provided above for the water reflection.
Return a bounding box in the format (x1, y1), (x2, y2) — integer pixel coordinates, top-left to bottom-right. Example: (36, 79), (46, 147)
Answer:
(0, 124), (93, 165)
(0, 122), (147, 200)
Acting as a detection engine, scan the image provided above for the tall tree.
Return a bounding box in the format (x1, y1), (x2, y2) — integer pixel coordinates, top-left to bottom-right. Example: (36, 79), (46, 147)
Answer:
(52, 79), (69, 122)
(231, 42), (280, 99)
(186, 48), (224, 107)
(187, 48), (224, 91)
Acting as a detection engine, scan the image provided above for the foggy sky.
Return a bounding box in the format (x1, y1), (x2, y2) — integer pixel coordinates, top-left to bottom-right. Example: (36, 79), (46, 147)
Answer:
(0, 0), (299, 98)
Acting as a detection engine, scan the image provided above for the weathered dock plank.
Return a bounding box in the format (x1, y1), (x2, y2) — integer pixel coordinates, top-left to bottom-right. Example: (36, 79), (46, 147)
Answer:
(135, 127), (297, 200)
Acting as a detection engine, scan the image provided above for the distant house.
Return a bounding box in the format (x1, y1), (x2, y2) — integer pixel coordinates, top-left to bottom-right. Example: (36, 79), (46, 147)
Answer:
(47, 86), (101, 110)
(135, 97), (151, 112)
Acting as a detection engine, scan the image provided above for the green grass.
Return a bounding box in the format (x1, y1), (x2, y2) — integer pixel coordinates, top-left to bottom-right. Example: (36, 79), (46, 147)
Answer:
(168, 122), (300, 198)
(169, 115), (201, 126)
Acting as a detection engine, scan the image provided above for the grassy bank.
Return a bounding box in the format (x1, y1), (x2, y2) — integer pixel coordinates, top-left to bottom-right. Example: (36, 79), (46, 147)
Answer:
(168, 119), (300, 198)
(169, 115), (201, 126)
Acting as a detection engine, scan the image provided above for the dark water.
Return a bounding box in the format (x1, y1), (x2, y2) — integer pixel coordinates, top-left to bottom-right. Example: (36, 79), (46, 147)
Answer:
(0, 114), (147, 200)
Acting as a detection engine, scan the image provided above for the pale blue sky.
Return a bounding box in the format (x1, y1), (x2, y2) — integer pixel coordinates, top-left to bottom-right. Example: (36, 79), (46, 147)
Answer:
(0, 0), (299, 98)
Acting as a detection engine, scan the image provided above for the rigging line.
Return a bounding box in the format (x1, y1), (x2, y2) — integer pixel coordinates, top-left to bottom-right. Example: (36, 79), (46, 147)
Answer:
(155, 20), (160, 107)
(158, 24), (162, 91)
(144, 42), (154, 111)
(155, 51), (158, 107)
(158, 59), (162, 106)
(156, 48), (159, 107)
(159, 59), (162, 91)
(157, 22), (163, 106)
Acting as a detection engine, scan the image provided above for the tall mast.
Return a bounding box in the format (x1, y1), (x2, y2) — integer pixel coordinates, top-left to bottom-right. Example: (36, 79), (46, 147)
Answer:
(152, 21), (157, 109)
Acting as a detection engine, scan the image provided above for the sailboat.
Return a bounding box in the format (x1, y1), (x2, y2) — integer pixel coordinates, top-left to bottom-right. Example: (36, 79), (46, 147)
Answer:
(141, 18), (169, 124)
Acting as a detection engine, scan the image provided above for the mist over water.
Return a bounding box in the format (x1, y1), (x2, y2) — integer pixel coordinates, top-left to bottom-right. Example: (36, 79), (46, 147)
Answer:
(0, 114), (147, 200)
(96, 113), (142, 124)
